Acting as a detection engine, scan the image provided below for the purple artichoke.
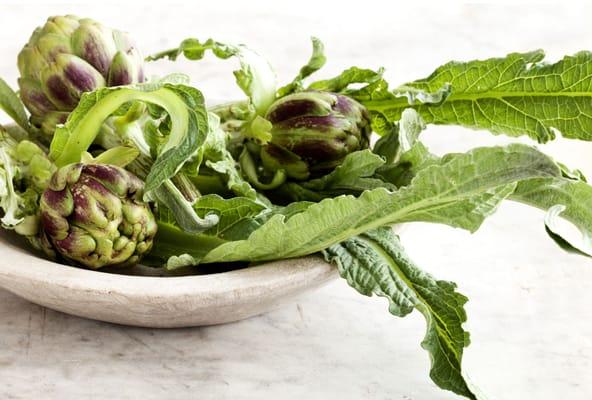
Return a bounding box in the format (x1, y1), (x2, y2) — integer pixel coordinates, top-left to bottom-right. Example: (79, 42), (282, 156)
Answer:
(17, 15), (145, 136)
(262, 91), (371, 180)
(40, 163), (157, 269)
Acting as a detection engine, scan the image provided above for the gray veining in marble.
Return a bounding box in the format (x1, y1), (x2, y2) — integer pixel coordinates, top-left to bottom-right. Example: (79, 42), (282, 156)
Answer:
(1, 2), (592, 399)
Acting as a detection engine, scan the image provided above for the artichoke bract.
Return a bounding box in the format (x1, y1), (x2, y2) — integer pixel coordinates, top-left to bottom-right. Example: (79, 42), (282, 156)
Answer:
(17, 15), (144, 136)
(40, 163), (157, 269)
(262, 91), (372, 180)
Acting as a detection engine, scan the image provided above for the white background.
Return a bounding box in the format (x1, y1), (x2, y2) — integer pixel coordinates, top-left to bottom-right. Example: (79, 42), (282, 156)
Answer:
(1, 2), (591, 399)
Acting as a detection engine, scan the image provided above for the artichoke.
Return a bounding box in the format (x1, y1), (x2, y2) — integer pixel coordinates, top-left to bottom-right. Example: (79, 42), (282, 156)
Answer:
(40, 163), (157, 269)
(260, 91), (371, 180)
(17, 15), (145, 136)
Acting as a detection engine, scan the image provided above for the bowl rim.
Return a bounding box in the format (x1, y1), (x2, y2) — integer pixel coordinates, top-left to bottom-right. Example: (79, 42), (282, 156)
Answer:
(0, 228), (336, 300)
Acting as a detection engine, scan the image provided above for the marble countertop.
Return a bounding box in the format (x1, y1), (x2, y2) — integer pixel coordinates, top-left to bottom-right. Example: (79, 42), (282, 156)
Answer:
(1, 2), (592, 399)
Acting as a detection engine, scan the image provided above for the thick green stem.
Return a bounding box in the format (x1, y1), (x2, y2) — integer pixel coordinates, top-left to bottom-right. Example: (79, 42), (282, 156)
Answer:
(147, 221), (227, 265)
(54, 87), (188, 166)
(171, 174), (200, 202)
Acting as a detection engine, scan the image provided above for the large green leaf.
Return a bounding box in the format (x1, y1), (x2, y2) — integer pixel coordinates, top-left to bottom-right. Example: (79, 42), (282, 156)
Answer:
(323, 227), (480, 399)
(203, 144), (559, 263)
(359, 51), (592, 143)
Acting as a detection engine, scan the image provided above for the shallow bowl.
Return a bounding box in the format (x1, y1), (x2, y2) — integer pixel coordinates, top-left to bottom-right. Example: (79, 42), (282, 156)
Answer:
(0, 229), (338, 327)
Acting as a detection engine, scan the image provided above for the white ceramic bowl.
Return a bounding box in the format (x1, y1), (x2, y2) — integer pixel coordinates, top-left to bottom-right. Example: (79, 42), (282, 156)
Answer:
(0, 229), (337, 327)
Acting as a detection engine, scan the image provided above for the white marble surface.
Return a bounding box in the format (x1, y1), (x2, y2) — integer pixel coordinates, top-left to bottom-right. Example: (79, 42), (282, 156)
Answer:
(1, 2), (592, 399)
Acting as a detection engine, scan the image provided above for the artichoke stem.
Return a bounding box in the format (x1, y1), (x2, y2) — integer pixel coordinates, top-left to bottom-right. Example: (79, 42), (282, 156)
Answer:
(171, 174), (200, 203)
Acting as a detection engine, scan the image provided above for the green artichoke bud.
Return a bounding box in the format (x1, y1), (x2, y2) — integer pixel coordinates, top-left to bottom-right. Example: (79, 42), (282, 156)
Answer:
(15, 140), (55, 190)
(261, 91), (371, 180)
(40, 163), (157, 269)
(18, 15), (145, 136)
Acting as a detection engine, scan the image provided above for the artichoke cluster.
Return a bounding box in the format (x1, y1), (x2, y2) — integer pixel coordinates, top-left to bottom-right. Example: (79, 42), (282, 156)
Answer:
(40, 163), (157, 269)
(261, 91), (371, 180)
(11, 16), (374, 269)
(17, 15), (144, 136)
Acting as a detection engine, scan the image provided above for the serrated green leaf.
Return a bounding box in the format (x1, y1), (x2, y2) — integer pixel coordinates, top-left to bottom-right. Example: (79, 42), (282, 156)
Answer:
(146, 38), (237, 61)
(323, 227), (480, 399)
(193, 195), (267, 240)
(305, 150), (386, 187)
(362, 50), (592, 143)
(274, 149), (395, 202)
(203, 144), (560, 263)
(302, 149), (392, 192)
